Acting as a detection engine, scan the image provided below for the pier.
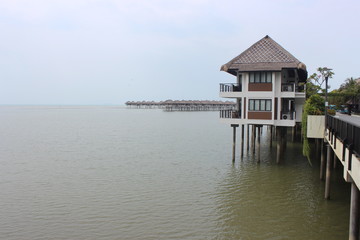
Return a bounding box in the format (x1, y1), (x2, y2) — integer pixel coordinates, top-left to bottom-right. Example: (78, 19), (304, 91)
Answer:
(125, 100), (236, 111)
(325, 114), (360, 240)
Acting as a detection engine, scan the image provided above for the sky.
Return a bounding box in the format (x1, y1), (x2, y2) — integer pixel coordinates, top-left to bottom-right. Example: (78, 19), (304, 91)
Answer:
(0, 0), (359, 105)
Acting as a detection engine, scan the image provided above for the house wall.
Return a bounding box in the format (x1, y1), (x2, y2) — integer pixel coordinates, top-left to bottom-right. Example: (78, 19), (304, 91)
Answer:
(221, 71), (305, 127)
(248, 83), (272, 91)
(248, 111), (272, 120)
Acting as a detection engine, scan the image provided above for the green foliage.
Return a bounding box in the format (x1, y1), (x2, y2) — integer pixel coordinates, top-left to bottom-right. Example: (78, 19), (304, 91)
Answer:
(304, 94), (325, 115)
(338, 77), (360, 104)
(327, 109), (336, 116)
(302, 94), (325, 164)
(306, 67), (334, 98)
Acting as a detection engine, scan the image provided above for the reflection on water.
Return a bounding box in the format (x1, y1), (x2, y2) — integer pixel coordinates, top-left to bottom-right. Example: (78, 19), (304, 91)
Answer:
(214, 138), (350, 240)
(0, 106), (351, 240)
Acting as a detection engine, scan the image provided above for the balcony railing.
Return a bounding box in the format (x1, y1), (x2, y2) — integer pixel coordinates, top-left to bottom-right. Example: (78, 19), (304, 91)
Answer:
(220, 83), (242, 92)
(281, 83), (294, 92)
(220, 110), (241, 119)
(327, 115), (360, 157)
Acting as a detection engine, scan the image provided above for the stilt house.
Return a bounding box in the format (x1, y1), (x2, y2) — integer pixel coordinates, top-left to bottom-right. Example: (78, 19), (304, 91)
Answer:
(220, 35), (307, 127)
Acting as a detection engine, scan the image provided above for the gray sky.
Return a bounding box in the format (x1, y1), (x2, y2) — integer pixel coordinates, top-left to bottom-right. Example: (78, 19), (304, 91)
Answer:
(0, 0), (359, 105)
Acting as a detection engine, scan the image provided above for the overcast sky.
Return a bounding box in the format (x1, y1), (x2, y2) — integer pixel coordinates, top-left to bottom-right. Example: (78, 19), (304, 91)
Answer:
(0, 0), (359, 105)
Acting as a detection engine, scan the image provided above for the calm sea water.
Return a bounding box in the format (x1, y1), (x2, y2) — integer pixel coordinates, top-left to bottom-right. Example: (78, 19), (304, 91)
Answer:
(0, 106), (351, 240)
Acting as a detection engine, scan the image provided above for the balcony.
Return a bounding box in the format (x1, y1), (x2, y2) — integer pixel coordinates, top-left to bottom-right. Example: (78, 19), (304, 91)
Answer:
(280, 111), (296, 120)
(220, 83), (242, 92)
(220, 110), (241, 119)
(219, 83), (242, 98)
(281, 83), (294, 92)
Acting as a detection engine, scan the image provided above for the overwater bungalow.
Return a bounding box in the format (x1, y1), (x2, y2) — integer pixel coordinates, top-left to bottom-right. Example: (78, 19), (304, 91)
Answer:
(219, 35), (307, 127)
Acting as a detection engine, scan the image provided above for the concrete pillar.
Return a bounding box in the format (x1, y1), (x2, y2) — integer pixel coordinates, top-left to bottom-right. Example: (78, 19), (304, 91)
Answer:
(282, 127), (287, 150)
(251, 125), (256, 154)
(247, 124), (250, 152)
(257, 126), (261, 163)
(274, 126), (277, 141)
(276, 127), (282, 164)
(320, 141), (326, 180)
(325, 144), (332, 199)
(349, 182), (360, 240)
(333, 151), (337, 169)
(231, 124), (238, 163)
(270, 125), (273, 148)
(292, 126), (296, 142)
(241, 124), (244, 158)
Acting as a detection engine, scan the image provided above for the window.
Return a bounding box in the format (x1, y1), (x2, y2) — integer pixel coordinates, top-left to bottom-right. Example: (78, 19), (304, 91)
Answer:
(249, 72), (272, 83)
(249, 99), (272, 111)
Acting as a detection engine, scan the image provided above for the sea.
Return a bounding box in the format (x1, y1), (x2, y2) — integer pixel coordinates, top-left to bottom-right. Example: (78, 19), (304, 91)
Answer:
(0, 106), (351, 240)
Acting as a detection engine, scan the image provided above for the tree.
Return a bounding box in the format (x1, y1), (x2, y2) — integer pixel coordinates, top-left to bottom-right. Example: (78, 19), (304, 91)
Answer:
(306, 67), (335, 98)
(339, 77), (360, 102)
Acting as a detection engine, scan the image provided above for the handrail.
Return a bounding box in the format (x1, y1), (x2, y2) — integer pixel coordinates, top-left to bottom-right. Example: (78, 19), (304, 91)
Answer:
(327, 115), (360, 157)
(281, 83), (295, 92)
(220, 83), (242, 92)
(220, 110), (241, 119)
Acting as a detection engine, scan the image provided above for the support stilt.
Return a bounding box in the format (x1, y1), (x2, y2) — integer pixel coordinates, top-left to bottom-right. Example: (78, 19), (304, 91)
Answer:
(270, 125), (273, 148)
(231, 124), (238, 163)
(252, 125), (256, 154)
(276, 127), (282, 164)
(246, 124), (250, 152)
(325, 144), (332, 199)
(292, 126), (296, 142)
(333, 151), (337, 169)
(320, 141), (326, 180)
(282, 127), (287, 151)
(349, 182), (360, 240)
(257, 126), (261, 163)
(241, 124), (244, 158)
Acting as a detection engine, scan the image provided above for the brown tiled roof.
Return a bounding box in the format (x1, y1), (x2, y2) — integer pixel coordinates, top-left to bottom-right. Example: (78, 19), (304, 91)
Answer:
(221, 35), (307, 75)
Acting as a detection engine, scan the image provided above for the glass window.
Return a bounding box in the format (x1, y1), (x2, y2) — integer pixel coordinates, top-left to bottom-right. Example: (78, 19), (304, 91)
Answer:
(266, 100), (271, 111)
(254, 100), (260, 110)
(248, 72), (272, 83)
(249, 73), (254, 83)
(248, 99), (272, 111)
(261, 72), (266, 83)
(260, 100), (265, 111)
(266, 72), (272, 83)
(255, 72), (260, 83)
(249, 100), (254, 111)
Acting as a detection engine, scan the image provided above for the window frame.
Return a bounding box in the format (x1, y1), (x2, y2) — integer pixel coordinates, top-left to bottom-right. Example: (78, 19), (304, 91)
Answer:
(249, 72), (272, 83)
(248, 99), (272, 111)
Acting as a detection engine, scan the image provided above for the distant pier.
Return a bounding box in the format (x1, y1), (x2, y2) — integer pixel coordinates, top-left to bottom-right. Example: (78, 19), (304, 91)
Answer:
(125, 100), (236, 111)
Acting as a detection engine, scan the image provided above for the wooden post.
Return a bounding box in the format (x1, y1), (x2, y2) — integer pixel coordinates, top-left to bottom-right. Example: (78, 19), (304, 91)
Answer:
(231, 124), (238, 163)
(333, 151), (337, 169)
(349, 182), (360, 240)
(325, 144), (332, 199)
(241, 124), (244, 158)
(320, 141), (326, 180)
(257, 126), (261, 163)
